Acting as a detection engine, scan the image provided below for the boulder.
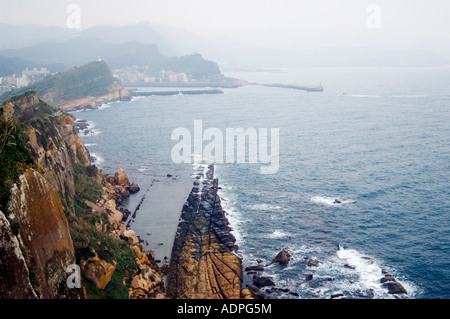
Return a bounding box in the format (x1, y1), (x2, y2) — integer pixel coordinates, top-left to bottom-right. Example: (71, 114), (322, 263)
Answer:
(271, 250), (291, 266)
(106, 208), (124, 225)
(382, 281), (407, 294)
(122, 229), (139, 245)
(131, 274), (153, 294)
(104, 199), (124, 224)
(129, 182), (140, 193)
(253, 276), (275, 288)
(80, 254), (116, 290)
(380, 276), (396, 283)
(115, 168), (130, 187)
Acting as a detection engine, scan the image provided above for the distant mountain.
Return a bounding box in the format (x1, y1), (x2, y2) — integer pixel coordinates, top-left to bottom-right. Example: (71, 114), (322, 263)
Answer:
(0, 23), (74, 50)
(78, 24), (180, 56)
(0, 55), (40, 76)
(0, 37), (221, 79)
(1, 23), (448, 69)
(76, 22), (450, 69)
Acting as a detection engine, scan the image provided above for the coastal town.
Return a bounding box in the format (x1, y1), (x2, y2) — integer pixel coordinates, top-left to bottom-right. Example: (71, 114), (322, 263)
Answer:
(0, 67), (50, 94)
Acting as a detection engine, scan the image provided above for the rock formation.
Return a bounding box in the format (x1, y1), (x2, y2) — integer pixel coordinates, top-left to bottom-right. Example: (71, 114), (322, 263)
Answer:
(8, 169), (84, 299)
(80, 253), (116, 290)
(166, 165), (242, 299)
(0, 211), (38, 299)
(271, 250), (291, 266)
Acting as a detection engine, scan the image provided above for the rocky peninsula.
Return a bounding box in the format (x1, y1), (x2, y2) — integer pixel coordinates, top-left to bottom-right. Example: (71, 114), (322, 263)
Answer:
(0, 61), (131, 111)
(166, 164), (243, 299)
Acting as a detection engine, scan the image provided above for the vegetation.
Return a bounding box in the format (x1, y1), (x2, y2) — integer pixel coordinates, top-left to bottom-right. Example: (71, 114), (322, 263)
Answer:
(69, 163), (137, 299)
(0, 107), (35, 214)
(0, 61), (117, 104)
(2, 90), (138, 299)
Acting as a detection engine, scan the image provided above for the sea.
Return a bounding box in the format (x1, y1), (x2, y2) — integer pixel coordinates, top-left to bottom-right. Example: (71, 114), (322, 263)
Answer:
(73, 66), (450, 299)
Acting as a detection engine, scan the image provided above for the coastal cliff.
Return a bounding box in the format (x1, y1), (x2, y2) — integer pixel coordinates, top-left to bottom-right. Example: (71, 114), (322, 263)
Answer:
(0, 91), (163, 299)
(167, 164), (242, 299)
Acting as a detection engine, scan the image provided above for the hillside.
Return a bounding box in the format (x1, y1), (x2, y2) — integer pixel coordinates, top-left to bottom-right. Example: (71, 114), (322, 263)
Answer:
(0, 61), (131, 110)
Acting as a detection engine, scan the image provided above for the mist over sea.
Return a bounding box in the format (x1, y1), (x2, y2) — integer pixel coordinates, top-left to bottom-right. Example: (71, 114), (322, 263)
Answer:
(75, 66), (450, 299)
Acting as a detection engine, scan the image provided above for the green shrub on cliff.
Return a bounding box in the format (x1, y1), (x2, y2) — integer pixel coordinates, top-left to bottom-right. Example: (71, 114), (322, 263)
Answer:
(0, 107), (35, 213)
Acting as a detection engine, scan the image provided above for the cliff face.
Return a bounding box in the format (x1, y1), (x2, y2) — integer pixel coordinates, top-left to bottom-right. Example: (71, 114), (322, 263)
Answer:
(167, 165), (242, 299)
(8, 169), (84, 299)
(0, 211), (38, 299)
(0, 92), (88, 298)
(25, 114), (90, 215)
(3, 92), (91, 215)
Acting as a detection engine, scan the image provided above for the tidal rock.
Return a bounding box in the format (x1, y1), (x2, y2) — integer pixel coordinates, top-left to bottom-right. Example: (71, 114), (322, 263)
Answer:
(307, 258), (320, 267)
(129, 182), (140, 193)
(253, 276), (275, 288)
(331, 293), (344, 299)
(271, 250), (291, 266)
(245, 265), (264, 271)
(380, 276), (396, 283)
(305, 274), (314, 282)
(382, 281), (407, 294)
(344, 264), (356, 270)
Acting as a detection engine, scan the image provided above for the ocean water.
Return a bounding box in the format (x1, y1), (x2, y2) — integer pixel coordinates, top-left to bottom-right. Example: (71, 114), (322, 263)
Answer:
(74, 67), (450, 299)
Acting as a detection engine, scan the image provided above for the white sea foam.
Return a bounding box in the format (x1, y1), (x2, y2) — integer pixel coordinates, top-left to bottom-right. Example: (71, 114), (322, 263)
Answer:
(131, 96), (146, 102)
(339, 93), (383, 98)
(90, 153), (104, 165)
(331, 246), (416, 298)
(248, 203), (282, 211)
(267, 230), (291, 239)
(97, 102), (112, 110)
(311, 195), (354, 206)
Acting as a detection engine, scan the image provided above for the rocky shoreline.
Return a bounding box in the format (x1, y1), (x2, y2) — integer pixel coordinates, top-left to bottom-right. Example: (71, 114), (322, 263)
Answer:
(81, 167), (167, 299)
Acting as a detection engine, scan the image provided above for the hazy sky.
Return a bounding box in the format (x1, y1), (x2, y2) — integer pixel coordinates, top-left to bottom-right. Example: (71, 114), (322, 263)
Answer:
(1, 0), (450, 53)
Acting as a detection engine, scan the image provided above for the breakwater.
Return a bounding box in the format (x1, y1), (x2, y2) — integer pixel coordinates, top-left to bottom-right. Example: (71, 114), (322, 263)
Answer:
(261, 83), (323, 92)
(129, 88), (224, 97)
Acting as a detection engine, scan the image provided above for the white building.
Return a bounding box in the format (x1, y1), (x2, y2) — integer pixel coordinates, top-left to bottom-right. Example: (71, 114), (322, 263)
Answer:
(16, 75), (29, 88)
